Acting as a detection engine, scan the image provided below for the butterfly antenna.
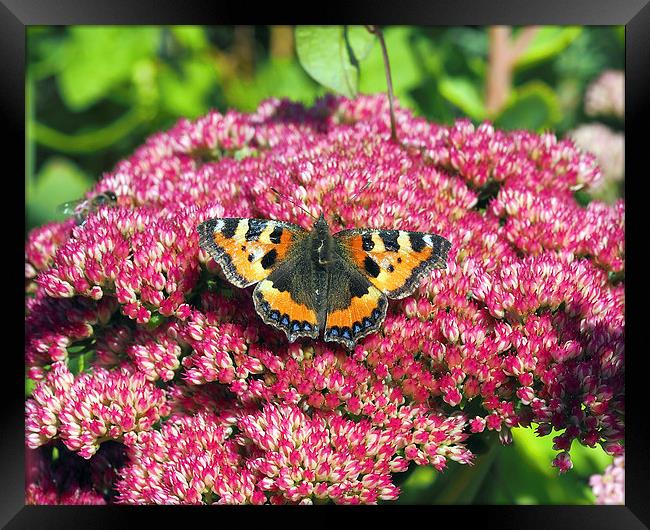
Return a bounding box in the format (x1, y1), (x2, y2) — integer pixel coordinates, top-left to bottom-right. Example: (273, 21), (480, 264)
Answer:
(270, 187), (317, 220)
(349, 178), (374, 202)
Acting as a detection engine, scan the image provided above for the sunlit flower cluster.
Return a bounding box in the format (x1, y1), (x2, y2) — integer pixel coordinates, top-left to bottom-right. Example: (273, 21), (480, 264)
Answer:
(25, 94), (624, 503)
(26, 362), (168, 459)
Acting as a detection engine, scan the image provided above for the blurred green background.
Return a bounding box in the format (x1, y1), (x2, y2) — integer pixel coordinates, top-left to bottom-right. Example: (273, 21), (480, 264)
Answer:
(25, 25), (624, 503)
(26, 26), (624, 233)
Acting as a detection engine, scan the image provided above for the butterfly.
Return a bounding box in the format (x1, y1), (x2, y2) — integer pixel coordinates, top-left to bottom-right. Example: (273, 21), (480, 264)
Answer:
(57, 190), (118, 226)
(197, 214), (451, 349)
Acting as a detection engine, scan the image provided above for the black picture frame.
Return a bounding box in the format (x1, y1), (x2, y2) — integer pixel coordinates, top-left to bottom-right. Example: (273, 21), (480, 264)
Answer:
(8, 1), (648, 527)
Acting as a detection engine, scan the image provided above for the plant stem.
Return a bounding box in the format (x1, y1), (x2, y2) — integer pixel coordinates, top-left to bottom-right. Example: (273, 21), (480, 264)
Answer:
(486, 26), (512, 116)
(233, 26), (255, 79)
(33, 107), (149, 154)
(366, 25), (398, 142)
(486, 26), (539, 116)
(270, 25), (294, 59)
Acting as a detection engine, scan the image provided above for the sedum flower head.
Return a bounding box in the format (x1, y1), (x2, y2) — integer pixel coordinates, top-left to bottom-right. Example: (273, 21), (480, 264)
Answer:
(116, 402), (469, 505)
(25, 94), (624, 503)
(26, 362), (168, 459)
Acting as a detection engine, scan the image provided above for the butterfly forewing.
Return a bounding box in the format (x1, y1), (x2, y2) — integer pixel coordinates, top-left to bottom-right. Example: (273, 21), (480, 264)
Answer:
(197, 218), (307, 288)
(333, 228), (452, 299)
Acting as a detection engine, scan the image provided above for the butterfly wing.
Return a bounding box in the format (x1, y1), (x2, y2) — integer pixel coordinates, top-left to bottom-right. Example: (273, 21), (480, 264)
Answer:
(323, 255), (388, 350)
(252, 250), (324, 342)
(333, 229), (452, 299)
(198, 218), (320, 341)
(198, 218), (308, 287)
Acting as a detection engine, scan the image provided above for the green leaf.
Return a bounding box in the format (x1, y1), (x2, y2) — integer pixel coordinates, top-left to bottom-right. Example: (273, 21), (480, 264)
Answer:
(474, 427), (610, 504)
(397, 440), (498, 504)
(395, 466), (438, 503)
(295, 25), (375, 98)
(146, 312), (167, 330)
(438, 77), (486, 120)
(613, 26), (625, 45)
(446, 27), (489, 57)
(431, 447), (498, 504)
(57, 27), (161, 111)
(346, 25), (376, 62)
(28, 31), (68, 81)
(514, 27), (583, 69)
(171, 26), (209, 51)
(25, 377), (37, 398)
(26, 157), (94, 228)
(574, 189), (593, 207)
(159, 56), (219, 118)
(69, 350), (96, 376)
(495, 81), (561, 131)
(224, 57), (321, 112)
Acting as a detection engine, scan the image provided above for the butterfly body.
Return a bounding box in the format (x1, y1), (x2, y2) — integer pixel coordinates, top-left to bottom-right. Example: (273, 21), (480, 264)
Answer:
(197, 214), (451, 349)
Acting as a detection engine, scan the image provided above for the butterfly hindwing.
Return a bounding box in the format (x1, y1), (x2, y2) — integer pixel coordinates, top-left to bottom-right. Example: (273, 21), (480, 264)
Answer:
(334, 228), (452, 299)
(197, 218), (307, 287)
(253, 250), (324, 342)
(323, 255), (388, 349)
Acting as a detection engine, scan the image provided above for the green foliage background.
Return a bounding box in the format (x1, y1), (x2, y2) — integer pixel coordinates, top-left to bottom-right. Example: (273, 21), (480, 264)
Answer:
(25, 25), (624, 504)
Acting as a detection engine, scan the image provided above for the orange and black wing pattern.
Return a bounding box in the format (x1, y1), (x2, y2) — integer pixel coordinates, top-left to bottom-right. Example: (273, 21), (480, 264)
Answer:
(334, 228), (452, 299)
(323, 256), (388, 349)
(197, 218), (306, 287)
(198, 217), (320, 342)
(252, 255), (323, 342)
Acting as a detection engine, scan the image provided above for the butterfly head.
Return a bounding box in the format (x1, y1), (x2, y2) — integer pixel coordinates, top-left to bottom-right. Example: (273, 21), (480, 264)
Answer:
(313, 213), (333, 265)
(314, 212), (328, 226)
(314, 213), (333, 239)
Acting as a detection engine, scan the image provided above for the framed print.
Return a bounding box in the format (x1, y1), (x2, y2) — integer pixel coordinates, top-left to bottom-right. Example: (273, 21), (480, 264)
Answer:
(6, 0), (649, 527)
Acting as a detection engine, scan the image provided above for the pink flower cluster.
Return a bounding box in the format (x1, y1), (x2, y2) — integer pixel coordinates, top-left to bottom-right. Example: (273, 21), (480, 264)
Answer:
(25, 219), (75, 293)
(26, 362), (168, 459)
(25, 94), (624, 503)
(116, 402), (469, 504)
(25, 291), (118, 380)
(568, 124), (624, 185)
(589, 454), (625, 504)
(35, 206), (200, 323)
(584, 70), (624, 120)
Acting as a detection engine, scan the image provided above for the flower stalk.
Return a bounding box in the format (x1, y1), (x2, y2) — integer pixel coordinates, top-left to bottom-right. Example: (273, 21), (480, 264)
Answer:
(365, 25), (398, 142)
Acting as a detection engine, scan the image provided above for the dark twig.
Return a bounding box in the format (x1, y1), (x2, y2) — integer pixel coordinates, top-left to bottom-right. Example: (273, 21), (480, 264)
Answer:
(365, 25), (398, 142)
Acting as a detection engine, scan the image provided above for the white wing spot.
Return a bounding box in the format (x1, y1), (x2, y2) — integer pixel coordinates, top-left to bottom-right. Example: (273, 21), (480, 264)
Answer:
(214, 220), (225, 232)
(250, 248), (265, 261)
(423, 235), (433, 247)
